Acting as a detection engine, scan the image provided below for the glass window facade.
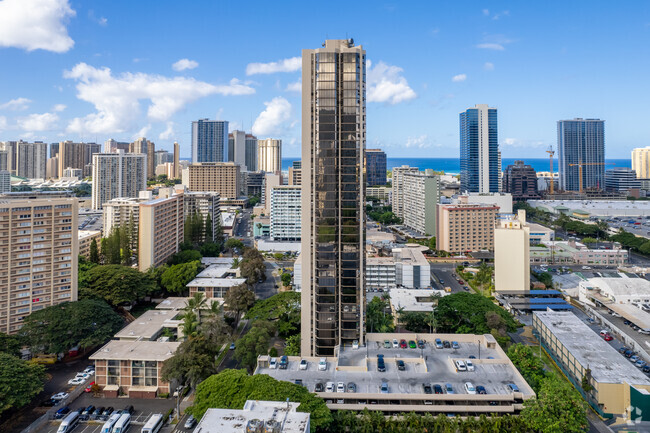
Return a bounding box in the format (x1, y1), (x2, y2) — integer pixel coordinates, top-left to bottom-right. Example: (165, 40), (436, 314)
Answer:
(460, 106), (499, 193)
(557, 119), (605, 192)
(191, 119), (229, 163)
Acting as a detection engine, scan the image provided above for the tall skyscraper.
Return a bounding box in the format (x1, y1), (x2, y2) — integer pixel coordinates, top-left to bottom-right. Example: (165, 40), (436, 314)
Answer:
(557, 118), (605, 192)
(173, 141), (180, 179)
(129, 137), (155, 179)
(459, 104), (499, 193)
(365, 149), (387, 186)
(91, 151), (147, 210)
(16, 141), (47, 179)
(245, 134), (258, 172)
(301, 39), (366, 357)
(632, 147), (650, 179)
(258, 138), (282, 173)
(58, 141), (100, 179)
(191, 119), (229, 163)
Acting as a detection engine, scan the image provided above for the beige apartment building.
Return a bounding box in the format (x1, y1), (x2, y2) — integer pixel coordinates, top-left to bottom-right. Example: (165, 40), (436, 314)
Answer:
(258, 138), (282, 173)
(436, 202), (499, 253)
(78, 230), (101, 259)
(0, 193), (78, 334)
(188, 162), (241, 199)
(494, 210), (530, 294)
(288, 161), (301, 186)
(138, 194), (184, 271)
(632, 147), (650, 179)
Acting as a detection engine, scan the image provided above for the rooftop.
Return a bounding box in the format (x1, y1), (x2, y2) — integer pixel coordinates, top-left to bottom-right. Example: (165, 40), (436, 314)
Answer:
(155, 297), (222, 311)
(195, 400), (310, 433)
(256, 333), (534, 403)
(388, 288), (447, 312)
(534, 311), (650, 385)
(201, 257), (235, 266)
(78, 230), (101, 238)
(581, 275), (650, 298)
(90, 340), (180, 362)
(114, 309), (182, 341)
(186, 277), (246, 288)
(196, 265), (234, 279)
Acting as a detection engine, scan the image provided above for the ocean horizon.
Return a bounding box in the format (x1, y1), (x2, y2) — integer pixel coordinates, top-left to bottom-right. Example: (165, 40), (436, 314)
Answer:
(281, 157), (630, 175)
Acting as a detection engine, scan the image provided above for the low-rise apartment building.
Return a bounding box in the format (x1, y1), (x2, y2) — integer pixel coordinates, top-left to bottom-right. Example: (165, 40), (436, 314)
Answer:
(365, 245), (431, 289)
(78, 230), (101, 259)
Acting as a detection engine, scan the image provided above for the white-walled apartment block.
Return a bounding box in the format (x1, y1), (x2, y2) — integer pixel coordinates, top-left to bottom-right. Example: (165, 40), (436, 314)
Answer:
(366, 245), (431, 289)
(91, 151), (147, 210)
(402, 170), (440, 236)
(270, 186), (301, 241)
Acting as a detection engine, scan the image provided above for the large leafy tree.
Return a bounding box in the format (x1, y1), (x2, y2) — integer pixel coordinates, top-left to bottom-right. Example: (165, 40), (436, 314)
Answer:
(239, 248), (266, 285)
(434, 292), (518, 335)
(168, 249), (202, 266)
(161, 260), (201, 294)
(0, 353), (46, 415)
(521, 375), (588, 433)
(224, 238), (244, 251)
(0, 333), (23, 357)
(507, 343), (547, 393)
(245, 292), (300, 337)
(284, 333), (300, 356)
(188, 369), (333, 432)
(161, 336), (217, 388)
(19, 299), (124, 354)
(224, 284), (256, 326)
(81, 265), (155, 306)
(233, 320), (275, 371)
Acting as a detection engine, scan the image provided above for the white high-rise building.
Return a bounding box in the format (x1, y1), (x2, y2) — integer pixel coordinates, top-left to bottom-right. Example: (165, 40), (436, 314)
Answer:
(402, 170), (440, 236)
(270, 186), (301, 241)
(494, 210), (530, 294)
(258, 138), (282, 173)
(391, 165), (420, 219)
(91, 151), (147, 210)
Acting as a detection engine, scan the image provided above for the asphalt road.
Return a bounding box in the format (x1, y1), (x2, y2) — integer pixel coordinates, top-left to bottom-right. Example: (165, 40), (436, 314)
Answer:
(429, 264), (469, 294)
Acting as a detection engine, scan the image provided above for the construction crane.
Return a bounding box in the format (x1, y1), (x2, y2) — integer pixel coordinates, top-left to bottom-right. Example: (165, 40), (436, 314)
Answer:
(568, 162), (614, 194)
(546, 146), (555, 194)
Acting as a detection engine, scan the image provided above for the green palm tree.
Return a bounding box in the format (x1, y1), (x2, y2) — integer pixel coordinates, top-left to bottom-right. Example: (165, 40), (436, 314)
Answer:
(181, 311), (199, 338)
(185, 292), (207, 313)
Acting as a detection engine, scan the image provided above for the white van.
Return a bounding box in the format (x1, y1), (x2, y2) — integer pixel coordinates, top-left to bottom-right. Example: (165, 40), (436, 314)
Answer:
(102, 412), (122, 433)
(57, 411), (80, 433)
(113, 413), (131, 433)
(455, 360), (467, 372)
(141, 413), (164, 433)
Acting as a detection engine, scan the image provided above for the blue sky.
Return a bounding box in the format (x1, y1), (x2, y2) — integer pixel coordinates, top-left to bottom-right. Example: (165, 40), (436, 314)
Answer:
(0, 0), (648, 159)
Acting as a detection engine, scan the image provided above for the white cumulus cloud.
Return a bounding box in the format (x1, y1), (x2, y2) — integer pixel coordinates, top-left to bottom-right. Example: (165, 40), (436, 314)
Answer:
(452, 74), (467, 82)
(0, 97), (31, 111)
(246, 57), (301, 75)
(63, 62), (255, 134)
(159, 122), (175, 140)
(0, 0), (75, 53)
(367, 60), (417, 105)
(18, 112), (59, 131)
(52, 104), (67, 112)
(405, 135), (434, 149)
(252, 97), (292, 136)
(172, 58), (199, 71)
(132, 125), (151, 140)
(285, 80), (301, 93)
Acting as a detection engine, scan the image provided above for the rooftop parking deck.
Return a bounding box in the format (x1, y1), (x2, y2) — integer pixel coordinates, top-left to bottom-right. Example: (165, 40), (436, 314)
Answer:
(255, 333), (534, 414)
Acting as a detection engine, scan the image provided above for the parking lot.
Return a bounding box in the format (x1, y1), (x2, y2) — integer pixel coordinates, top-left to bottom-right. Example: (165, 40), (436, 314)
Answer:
(37, 395), (176, 433)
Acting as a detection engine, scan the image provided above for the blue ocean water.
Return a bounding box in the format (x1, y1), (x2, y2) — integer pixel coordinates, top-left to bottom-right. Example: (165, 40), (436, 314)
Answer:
(282, 157), (630, 175)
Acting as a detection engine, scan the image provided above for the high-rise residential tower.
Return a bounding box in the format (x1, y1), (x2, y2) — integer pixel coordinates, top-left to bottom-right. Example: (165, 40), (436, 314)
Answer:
(173, 141), (180, 179)
(557, 118), (605, 192)
(459, 104), (499, 193)
(391, 165), (419, 219)
(365, 149), (387, 187)
(631, 147), (650, 179)
(191, 119), (229, 163)
(258, 138), (282, 173)
(228, 131), (258, 171)
(129, 137), (156, 179)
(91, 151), (147, 210)
(301, 39), (366, 357)
(16, 141), (47, 179)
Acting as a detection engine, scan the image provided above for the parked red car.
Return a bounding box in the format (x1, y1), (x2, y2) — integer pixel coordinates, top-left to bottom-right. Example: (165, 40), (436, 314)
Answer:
(604, 335), (613, 342)
(85, 381), (95, 393)
(399, 339), (408, 349)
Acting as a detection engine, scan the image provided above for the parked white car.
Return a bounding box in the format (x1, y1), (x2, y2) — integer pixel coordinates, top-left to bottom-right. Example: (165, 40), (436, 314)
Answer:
(466, 360), (475, 372)
(68, 377), (85, 385)
(464, 382), (477, 394)
(318, 358), (327, 371)
(269, 357), (277, 369)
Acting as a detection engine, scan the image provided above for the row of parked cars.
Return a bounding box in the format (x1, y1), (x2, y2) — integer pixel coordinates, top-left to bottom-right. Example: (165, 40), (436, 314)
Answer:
(55, 404), (133, 422)
(618, 347), (650, 372)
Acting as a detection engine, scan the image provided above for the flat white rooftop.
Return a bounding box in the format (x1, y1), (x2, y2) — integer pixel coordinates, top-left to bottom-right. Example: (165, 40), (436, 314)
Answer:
(155, 297), (222, 311)
(114, 309), (181, 340)
(90, 340), (180, 362)
(534, 311), (650, 385)
(201, 257), (235, 266)
(186, 277), (246, 288)
(196, 265), (233, 279)
(389, 288), (448, 312)
(195, 400), (310, 433)
(529, 199), (650, 216)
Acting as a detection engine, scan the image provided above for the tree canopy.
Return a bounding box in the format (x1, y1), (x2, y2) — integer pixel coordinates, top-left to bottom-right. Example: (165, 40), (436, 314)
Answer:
(19, 299), (124, 354)
(434, 292), (519, 336)
(239, 248), (266, 284)
(521, 375), (588, 433)
(80, 265), (155, 306)
(188, 369), (332, 432)
(0, 332), (23, 357)
(245, 291), (300, 338)
(366, 296), (395, 333)
(0, 353), (46, 415)
(168, 249), (203, 266)
(224, 285), (256, 326)
(161, 260), (201, 294)
(233, 320), (275, 371)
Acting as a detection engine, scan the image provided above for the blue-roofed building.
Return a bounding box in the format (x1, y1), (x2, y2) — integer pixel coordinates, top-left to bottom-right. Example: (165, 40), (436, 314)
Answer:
(460, 104), (499, 193)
